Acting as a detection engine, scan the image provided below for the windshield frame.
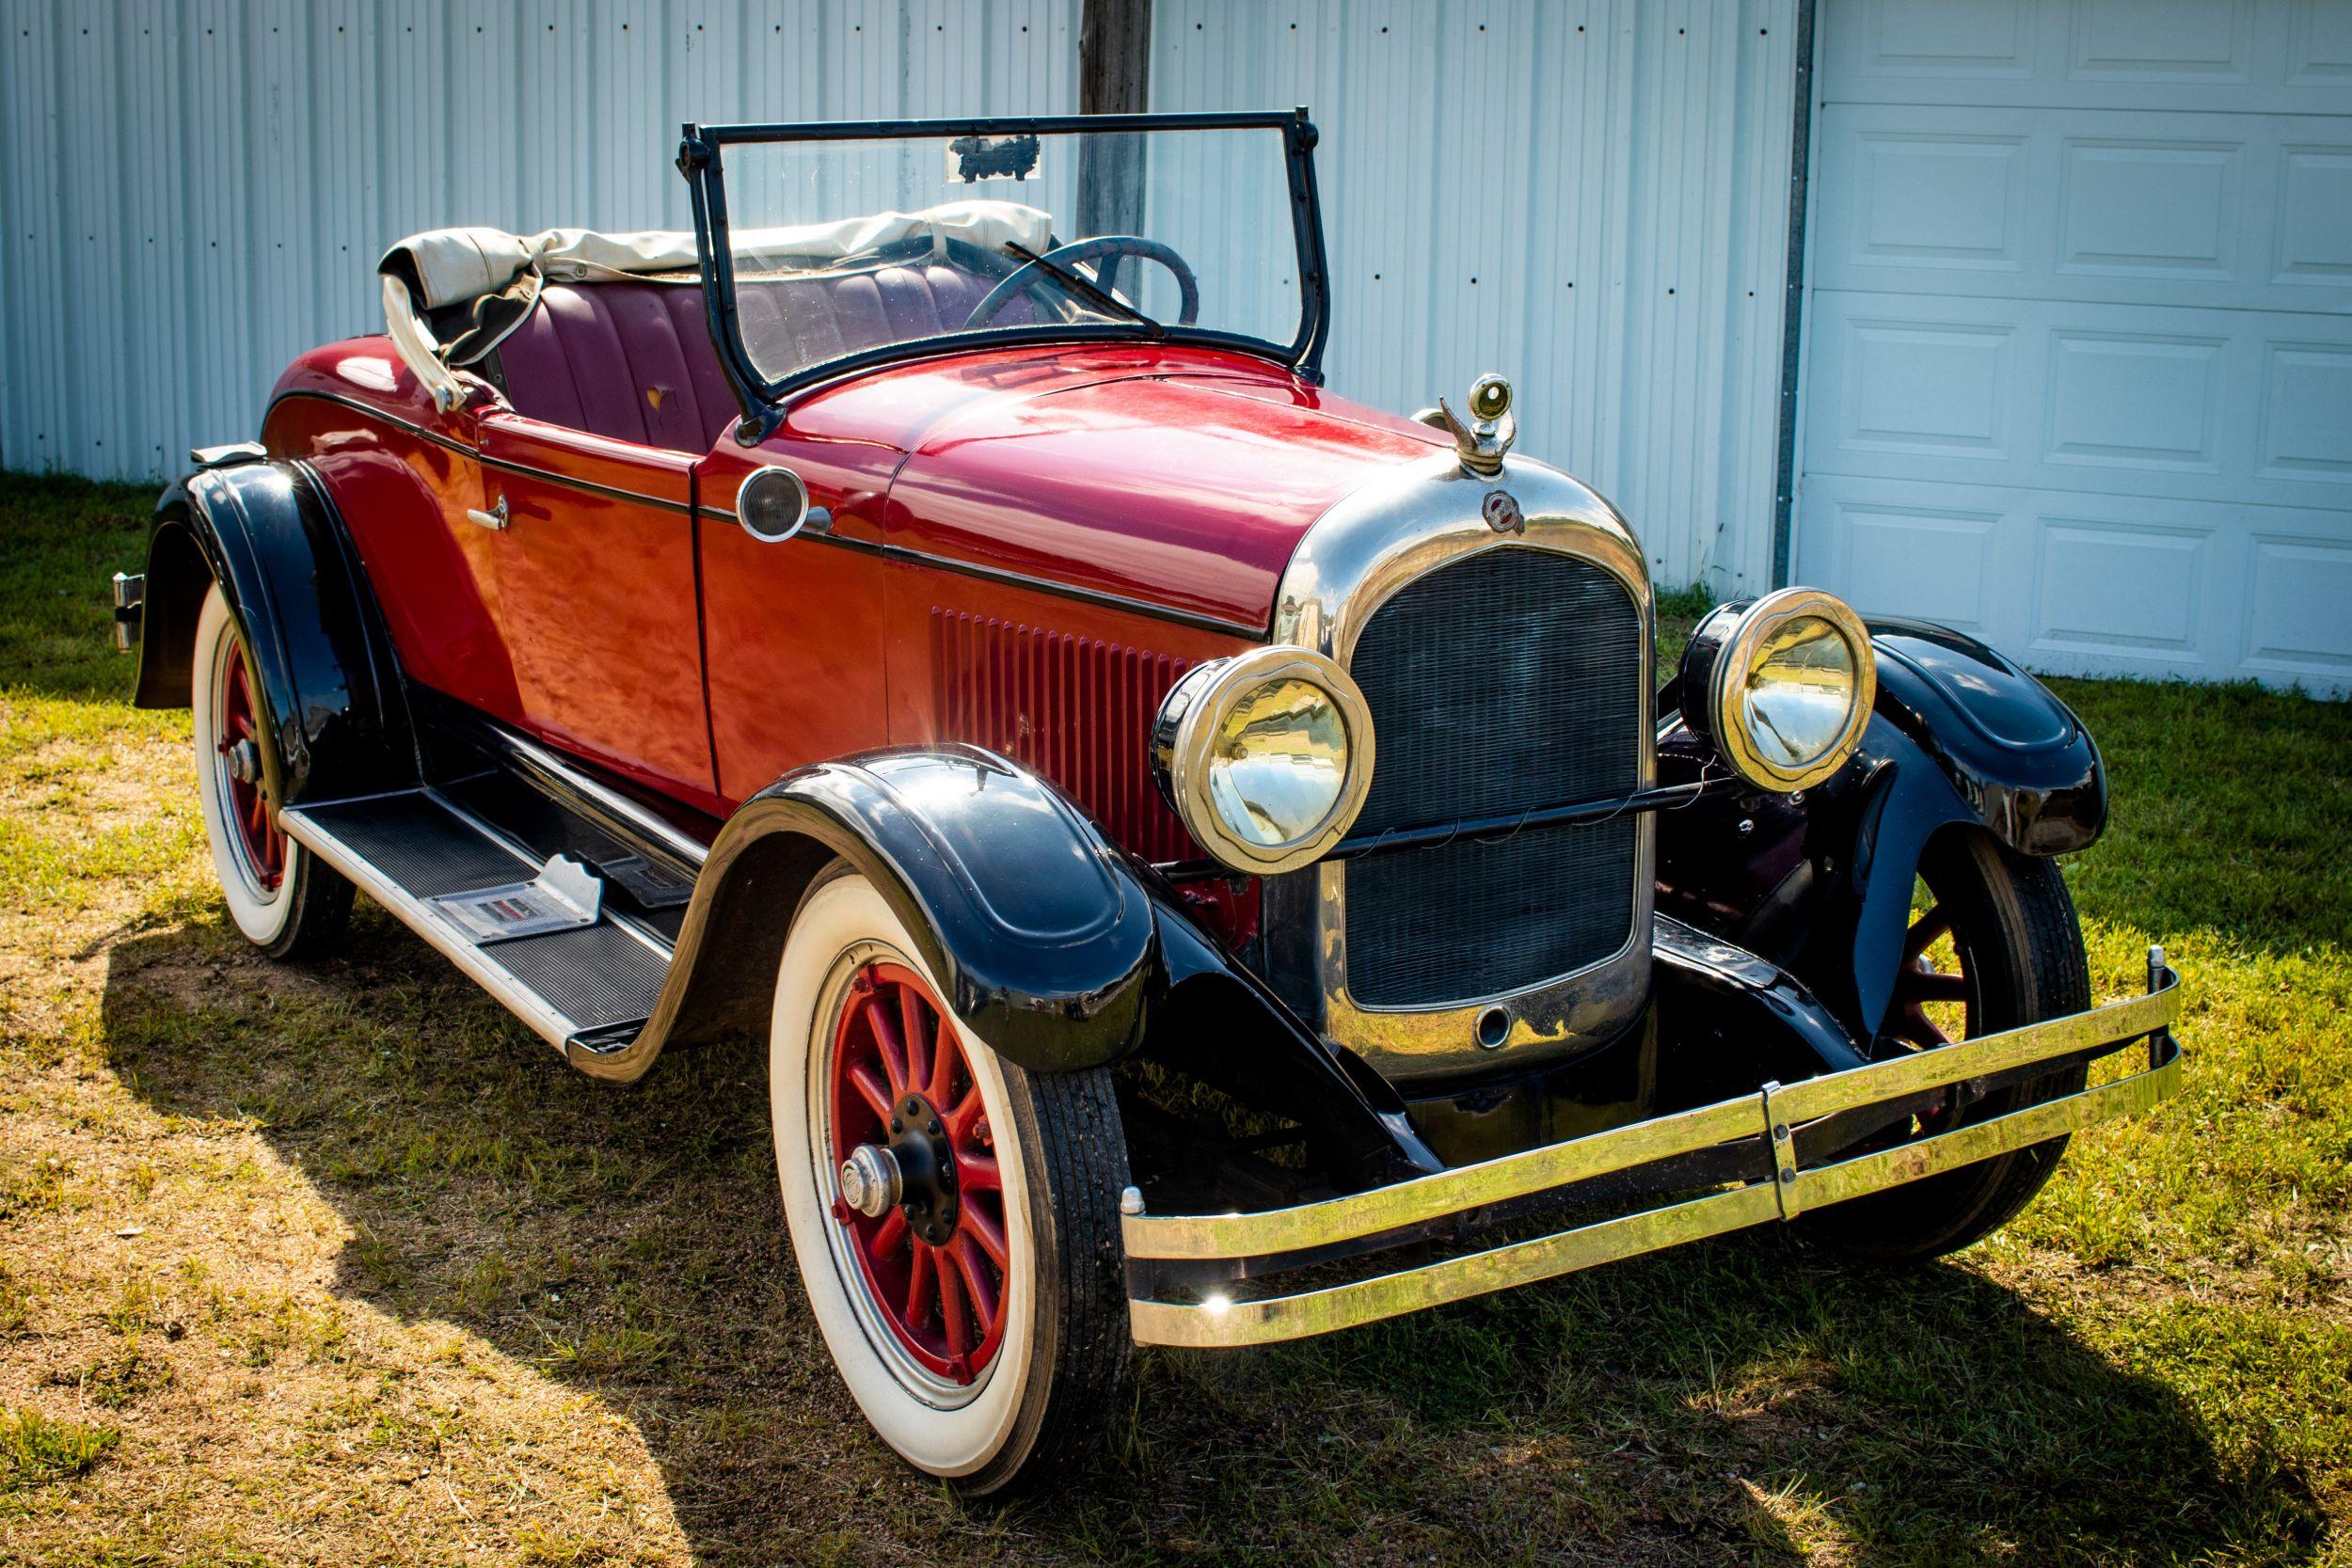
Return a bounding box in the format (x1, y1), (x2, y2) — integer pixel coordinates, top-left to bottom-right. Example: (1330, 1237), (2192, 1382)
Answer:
(677, 110), (1331, 442)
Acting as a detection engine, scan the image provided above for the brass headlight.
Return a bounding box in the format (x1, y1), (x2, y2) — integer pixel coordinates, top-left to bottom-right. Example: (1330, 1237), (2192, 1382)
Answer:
(1150, 646), (1375, 875)
(1681, 588), (1875, 793)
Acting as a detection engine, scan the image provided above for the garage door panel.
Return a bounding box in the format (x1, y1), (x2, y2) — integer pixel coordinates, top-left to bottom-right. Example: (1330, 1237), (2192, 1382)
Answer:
(1808, 0), (2348, 694)
(2258, 341), (2352, 482)
(2046, 330), (2226, 471)
(2065, 0), (2260, 84)
(1795, 472), (2352, 689)
(2288, 0), (2352, 82)
(1818, 313), (2021, 459)
(1816, 104), (2350, 309)
(2057, 136), (2243, 280)
(2247, 534), (2352, 680)
(1828, 0), (2350, 107)
(1808, 491), (2008, 633)
(2276, 145), (2352, 283)
(1804, 291), (2341, 508)
(2029, 517), (2214, 660)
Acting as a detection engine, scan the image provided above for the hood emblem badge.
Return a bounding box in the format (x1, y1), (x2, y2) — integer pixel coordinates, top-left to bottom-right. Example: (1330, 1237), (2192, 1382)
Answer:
(1416, 372), (1518, 478)
(1483, 489), (1525, 534)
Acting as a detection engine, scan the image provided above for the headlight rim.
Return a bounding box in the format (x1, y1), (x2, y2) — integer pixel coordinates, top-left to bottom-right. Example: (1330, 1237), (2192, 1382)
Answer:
(1152, 644), (1375, 876)
(1703, 587), (1876, 794)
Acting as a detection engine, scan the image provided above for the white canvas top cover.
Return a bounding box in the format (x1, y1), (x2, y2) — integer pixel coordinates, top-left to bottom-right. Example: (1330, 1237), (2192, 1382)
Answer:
(374, 200), (1054, 407)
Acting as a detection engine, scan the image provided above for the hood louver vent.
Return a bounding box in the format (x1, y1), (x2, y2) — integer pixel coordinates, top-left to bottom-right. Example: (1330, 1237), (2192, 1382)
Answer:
(930, 608), (1200, 864)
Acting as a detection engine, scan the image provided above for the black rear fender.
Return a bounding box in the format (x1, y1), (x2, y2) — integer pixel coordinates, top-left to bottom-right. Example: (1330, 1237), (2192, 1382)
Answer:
(135, 459), (414, 804)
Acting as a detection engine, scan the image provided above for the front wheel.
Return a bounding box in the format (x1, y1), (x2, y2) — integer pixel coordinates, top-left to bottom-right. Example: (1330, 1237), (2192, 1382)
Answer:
(770, 869), (1132, 1495)
(1803, 831), (2091, 1262)
(191, 585), (351, 958)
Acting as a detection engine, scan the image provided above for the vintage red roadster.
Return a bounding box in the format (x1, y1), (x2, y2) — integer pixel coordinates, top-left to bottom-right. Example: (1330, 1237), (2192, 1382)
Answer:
(115, 112), (2183, 1494)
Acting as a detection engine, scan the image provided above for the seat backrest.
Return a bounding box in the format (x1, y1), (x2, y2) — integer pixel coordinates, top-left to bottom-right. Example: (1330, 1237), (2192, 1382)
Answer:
(493, 282), (739, 452)
(492, 262), (1010, 453)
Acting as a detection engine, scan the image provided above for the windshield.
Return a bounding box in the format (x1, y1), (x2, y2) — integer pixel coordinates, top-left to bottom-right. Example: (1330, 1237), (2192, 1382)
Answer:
(692, 118), (1317, 394)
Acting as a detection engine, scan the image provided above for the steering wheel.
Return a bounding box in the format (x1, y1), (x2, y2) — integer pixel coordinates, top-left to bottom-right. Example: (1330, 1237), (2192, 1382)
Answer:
(965, 235), (1201, 329)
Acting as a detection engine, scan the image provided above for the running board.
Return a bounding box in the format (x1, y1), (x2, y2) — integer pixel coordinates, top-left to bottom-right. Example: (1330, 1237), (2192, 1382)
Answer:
(280, 792), (672, 1056)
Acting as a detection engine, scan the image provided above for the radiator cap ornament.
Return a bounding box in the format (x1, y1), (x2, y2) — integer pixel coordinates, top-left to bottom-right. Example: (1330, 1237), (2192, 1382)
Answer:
(1416, 372), (1518, 478)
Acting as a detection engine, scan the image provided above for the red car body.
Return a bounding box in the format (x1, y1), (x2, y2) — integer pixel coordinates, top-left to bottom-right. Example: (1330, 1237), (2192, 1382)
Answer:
(265, 337), (1438, 883)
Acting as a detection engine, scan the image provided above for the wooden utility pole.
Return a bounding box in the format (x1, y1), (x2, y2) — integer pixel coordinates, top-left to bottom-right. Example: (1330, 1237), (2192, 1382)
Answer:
(1076, 0), (1152, 243)
(1080, 0), (1152, 115)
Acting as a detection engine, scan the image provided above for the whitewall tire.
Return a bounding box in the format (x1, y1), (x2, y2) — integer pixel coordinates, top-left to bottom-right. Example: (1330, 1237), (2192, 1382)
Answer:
(770, 868), (1131, 1495)
(191, 585), (350, 957)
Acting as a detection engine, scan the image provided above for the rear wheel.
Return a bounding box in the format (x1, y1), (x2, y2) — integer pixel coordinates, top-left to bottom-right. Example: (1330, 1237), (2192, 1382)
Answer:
(769, 869), (1132, 1495)
(191, 586), (351, 958)
(1804, 831), (2090, 1261)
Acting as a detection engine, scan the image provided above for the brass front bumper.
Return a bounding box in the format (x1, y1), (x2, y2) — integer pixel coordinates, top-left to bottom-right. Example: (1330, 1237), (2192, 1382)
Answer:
(1123, 956), (2185, 1348)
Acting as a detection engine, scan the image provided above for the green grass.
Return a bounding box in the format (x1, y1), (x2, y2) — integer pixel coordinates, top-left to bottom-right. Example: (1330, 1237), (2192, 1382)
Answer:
(0, 472), (2347, 1564)
(0, 1407), (120, 1490)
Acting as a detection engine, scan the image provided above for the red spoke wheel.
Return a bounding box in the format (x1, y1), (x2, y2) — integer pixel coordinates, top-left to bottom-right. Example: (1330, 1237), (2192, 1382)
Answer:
(216, 641), (287, 892)
(771, 869), (1133, 1496)
(1883, 895), (1979, 1132)
(192, 586), (350, 958)
(826, 960), (1010, 1385)
(1804, 832), (2092, 1261)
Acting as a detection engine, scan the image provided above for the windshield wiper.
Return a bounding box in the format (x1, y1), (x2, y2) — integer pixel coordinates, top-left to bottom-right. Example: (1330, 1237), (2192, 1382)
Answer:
(1004, 243), (1164, 336)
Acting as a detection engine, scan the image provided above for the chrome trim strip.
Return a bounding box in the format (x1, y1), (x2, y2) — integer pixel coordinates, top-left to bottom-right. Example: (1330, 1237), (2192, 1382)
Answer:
(1328, 782), (1707, 860)
(268, 390), (696, 515)
(880, 542), (1269, 640)
(1267, 450), (1656, 1080)
(268, 391), (1263, 641)
(1123, 965), (2185, 1347)
(476, 721), (711, 873)
(475, 451), (694, 515)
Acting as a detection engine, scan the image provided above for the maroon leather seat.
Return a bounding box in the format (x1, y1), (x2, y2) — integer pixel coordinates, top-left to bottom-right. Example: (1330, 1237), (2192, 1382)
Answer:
(494, 262), (1006, 452)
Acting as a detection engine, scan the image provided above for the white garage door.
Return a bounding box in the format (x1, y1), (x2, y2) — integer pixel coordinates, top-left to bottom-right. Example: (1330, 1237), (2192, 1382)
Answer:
(1793, 0), (2352, 695)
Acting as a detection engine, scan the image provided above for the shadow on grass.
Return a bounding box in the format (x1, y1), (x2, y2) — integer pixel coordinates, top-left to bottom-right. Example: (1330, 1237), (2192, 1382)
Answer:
(93, 909), (2326, 1566)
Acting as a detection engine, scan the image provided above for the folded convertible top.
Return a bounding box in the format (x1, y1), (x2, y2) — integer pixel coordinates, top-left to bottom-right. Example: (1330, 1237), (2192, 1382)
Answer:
(377, 200), (1054, 311)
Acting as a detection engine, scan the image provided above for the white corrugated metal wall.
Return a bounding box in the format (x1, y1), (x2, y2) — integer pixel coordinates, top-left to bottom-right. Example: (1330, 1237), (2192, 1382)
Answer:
(0, 0), (1078, 482)
(1150, 1), (1801, 593)
(0, 0), (1799, 594)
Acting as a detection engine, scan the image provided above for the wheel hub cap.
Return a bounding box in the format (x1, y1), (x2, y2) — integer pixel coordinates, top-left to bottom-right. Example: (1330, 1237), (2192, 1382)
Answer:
(838, 1143), (902, 1218)
(223, 737), (262, 784)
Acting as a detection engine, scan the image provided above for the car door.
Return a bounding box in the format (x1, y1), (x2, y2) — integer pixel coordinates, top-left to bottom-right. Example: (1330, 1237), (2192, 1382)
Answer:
(694, 431), (895, 807)
(473, 410), (719, 809)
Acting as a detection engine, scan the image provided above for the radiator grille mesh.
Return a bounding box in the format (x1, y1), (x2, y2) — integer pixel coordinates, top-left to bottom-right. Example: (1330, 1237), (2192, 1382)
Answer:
(1342, 547), (1644, 1009)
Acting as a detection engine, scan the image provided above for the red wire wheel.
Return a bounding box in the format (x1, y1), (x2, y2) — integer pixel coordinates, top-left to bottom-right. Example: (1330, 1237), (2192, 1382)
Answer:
(216, 632), (285, 893)
(826, 960), (1009, 1386)
(1882, 885), (1978, 1132)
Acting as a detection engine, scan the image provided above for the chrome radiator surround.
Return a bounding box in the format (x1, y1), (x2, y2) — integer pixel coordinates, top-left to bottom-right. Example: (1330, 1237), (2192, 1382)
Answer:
(1267, 451), (1655, 1084)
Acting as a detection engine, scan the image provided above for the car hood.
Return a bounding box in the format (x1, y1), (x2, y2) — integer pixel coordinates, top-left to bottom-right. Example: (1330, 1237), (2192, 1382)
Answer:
(866, 347), (1446, 636)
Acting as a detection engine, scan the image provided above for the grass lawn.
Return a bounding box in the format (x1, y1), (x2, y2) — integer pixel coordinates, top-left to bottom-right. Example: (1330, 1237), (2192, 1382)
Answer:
(1, 469), (2347, 1566)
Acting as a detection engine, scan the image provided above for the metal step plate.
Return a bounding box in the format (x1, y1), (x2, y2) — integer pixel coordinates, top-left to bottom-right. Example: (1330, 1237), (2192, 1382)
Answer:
(281, 792), (671, 1053)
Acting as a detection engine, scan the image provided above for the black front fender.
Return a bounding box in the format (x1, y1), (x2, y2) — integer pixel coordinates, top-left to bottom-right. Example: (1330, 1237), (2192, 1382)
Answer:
(641, 747), (1157, 1078)
(1659, 617), (2104, 1042)
(614, 745), (1440, 1181)
(135, 459), (413, 805)
(1865, 616), (2106, 855)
